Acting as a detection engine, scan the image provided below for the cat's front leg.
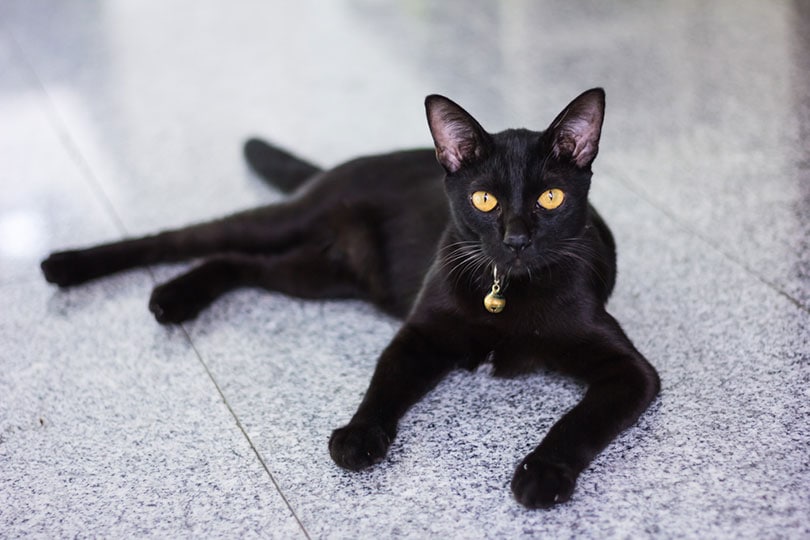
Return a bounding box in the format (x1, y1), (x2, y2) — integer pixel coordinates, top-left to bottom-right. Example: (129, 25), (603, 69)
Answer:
(330, 324), (457, 471)
(511, 318), (660, 508)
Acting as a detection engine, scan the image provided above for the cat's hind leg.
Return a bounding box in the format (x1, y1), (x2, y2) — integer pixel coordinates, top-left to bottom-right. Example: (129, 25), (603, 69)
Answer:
(148, 246), (364, 323)
(41, 204), (314, 287)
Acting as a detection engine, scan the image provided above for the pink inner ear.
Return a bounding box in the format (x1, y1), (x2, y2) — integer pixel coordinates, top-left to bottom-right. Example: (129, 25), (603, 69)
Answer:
(553, 113), (601, 168)
(432, 116), (478, 173)
(436, 145), (463, 173)
(569, 116), (599, 167)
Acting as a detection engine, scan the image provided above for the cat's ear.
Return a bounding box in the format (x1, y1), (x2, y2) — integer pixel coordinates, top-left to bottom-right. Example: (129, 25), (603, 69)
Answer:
(548, 88), (605, 169)
(425, 95), (491, 174)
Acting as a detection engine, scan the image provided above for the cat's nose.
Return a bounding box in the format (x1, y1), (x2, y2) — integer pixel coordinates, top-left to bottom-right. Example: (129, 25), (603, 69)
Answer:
(503, 218), (531, 252)
(503, 233), (531, 252)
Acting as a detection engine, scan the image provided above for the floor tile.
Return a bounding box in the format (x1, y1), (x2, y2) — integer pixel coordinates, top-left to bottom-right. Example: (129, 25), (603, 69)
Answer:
(3, 0), (433, 235)
(0, 277), (304, 538)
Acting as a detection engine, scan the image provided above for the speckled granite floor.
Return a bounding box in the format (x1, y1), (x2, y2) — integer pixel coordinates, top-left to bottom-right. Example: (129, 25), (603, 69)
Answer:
(1, 1), (808, 538)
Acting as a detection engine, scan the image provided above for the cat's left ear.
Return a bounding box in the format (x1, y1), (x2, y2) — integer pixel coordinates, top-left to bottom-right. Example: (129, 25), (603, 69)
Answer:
(548, 88), (605, 169)
(425, 95), (491, 174)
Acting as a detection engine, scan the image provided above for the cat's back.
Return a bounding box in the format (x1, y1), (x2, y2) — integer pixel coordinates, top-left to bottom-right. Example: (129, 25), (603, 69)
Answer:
(305, 148), (444, 203)
(296, 148), (449, 316)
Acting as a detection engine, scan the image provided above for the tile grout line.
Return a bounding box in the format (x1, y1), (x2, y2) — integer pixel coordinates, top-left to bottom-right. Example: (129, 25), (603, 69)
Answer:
(7, 27), (131, 239)
(9, 26), (311, 539)
(179, 326), (312, 540)
(602, 164), (810, 316)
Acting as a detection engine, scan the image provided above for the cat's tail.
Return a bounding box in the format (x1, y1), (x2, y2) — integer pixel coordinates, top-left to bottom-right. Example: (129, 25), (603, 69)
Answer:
(243, 138), (322, 194)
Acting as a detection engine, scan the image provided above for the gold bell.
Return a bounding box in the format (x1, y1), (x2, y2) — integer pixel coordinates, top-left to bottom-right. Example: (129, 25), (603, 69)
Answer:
(484, 288), (506, 313)
(483, 266), (506, 313)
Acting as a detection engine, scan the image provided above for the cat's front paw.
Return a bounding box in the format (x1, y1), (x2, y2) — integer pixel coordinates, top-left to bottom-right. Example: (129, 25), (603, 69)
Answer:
(329, 423), (393, 471)
(511, 456), (576, 509)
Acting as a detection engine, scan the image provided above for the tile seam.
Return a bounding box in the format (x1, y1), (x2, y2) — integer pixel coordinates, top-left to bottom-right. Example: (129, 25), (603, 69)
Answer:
(602, 165), (810, 315)
(6, 26), (130, 239)
(179, 325), (312, 540)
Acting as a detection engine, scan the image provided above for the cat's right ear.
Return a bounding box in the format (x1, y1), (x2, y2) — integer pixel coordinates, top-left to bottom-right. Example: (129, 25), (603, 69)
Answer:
(425, 95), (491, 174)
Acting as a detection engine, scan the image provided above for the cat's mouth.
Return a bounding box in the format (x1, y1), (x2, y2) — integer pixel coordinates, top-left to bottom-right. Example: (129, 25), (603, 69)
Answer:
(496, 253), (533, 280)
(493, 246), (562, 282)
(478, 245), (544, 283)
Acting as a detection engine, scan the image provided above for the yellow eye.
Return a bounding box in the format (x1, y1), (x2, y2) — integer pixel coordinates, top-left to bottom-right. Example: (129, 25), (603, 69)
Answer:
(471, 191), (498, 212)
(537, 188), (565, 210)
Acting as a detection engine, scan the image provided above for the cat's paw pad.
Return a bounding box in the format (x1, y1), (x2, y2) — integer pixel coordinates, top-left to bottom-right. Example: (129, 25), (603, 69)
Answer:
(148, 283), (202, 324)
(511, 457), (576, 509)
(41, 251), (91, 286)
(329, 423), (392, 471)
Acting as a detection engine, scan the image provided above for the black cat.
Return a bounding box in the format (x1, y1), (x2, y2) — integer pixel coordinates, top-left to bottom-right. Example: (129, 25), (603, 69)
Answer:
(41, 89), (660, 508)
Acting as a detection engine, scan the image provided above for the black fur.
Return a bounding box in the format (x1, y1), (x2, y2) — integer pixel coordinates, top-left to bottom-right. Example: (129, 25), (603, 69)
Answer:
(41, 89), (659, 508)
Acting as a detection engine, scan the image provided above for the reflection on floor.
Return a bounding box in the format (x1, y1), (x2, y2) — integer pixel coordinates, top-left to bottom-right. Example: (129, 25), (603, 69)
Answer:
(1, 1), (808, 537)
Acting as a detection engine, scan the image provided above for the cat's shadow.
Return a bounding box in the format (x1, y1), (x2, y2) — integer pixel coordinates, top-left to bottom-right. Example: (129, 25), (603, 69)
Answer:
(43, 267), (162, 318)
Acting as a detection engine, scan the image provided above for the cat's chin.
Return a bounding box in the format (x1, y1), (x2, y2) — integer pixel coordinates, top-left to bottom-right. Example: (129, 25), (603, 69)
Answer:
(498, 256), (537, 280)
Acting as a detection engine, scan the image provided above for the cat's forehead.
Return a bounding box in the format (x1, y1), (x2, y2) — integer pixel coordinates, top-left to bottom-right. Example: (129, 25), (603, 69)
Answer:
(492, 128), (543, 153)
(485, 128), (562, 184)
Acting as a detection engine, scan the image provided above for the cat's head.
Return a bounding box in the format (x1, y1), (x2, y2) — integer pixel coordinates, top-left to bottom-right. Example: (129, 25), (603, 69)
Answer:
(425, 89), (605, 280)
